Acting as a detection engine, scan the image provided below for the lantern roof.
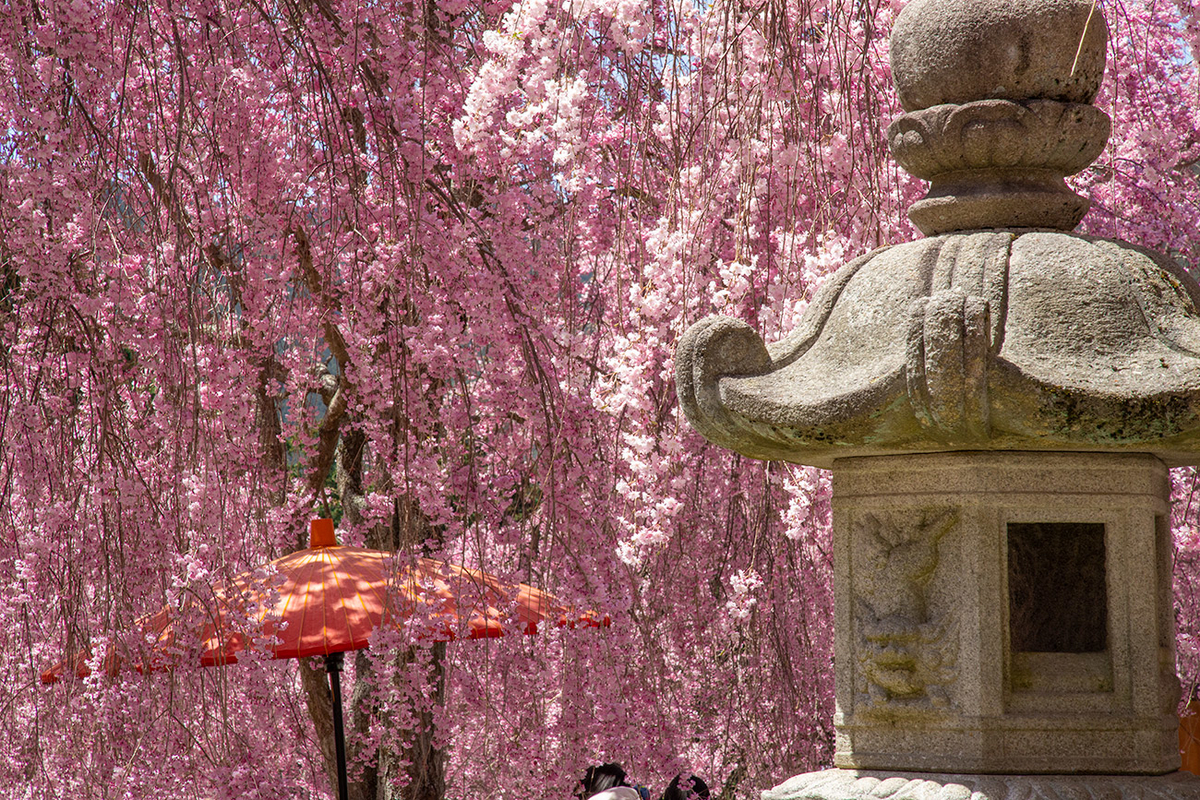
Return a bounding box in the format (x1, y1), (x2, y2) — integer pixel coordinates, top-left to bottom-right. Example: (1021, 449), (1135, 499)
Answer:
(676, 0), (1200, 468)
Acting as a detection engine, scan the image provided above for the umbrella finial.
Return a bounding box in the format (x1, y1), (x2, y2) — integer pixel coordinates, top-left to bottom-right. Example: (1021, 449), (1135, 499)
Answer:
(310, 518), (338, 549)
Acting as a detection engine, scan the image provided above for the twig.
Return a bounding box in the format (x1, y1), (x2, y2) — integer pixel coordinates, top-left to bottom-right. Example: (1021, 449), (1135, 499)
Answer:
(1071, 0), (1099, 77)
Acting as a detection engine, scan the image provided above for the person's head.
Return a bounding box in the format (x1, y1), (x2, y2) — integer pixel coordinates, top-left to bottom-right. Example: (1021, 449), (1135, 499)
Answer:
(577, 763), (628, 799)
(661, 774), (710, 800)
(589, 790), (644, 800)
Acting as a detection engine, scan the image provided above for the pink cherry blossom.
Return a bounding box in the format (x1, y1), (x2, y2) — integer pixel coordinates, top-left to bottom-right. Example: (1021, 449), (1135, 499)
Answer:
(2, 0), (1197, 797)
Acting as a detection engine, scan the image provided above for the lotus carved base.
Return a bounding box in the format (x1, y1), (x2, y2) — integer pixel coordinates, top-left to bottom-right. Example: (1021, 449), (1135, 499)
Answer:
(762, 770), (1200, 800)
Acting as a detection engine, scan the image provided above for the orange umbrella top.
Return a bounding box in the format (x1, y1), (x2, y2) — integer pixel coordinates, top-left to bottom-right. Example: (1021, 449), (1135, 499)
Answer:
(42, 520), (605, 683)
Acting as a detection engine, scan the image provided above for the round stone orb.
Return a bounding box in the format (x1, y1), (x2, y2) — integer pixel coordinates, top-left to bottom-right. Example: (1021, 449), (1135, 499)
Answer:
(890, 0), (1108, 113)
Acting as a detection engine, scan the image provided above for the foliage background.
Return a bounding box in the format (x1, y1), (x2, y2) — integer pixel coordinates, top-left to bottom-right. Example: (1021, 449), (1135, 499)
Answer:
(2, 0), (1198, 797)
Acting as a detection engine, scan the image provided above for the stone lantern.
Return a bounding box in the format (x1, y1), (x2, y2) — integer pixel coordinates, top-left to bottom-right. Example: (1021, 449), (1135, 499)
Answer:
(675, 0), (1200, 797)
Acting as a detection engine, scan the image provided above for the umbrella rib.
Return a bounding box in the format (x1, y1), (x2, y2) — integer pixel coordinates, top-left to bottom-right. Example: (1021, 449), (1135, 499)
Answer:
(328, 549), (348, 654)
(356, 552), (380, 644)
(370, 554), (387, 630)
(277, 558), (293, 658)
(289, 553), (311, 659)
(329, 551), (342, 654)
(352, 552), (366, 648)
(350, 553), (368, 648)
(313, 551), (326, 655)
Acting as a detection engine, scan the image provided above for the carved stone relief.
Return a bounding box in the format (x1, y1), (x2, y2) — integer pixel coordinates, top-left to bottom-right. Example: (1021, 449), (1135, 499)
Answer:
(852, 509), (959, 716)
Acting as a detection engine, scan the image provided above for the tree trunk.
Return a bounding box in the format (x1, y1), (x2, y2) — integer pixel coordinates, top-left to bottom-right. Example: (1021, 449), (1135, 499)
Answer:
(293, 428), (447, 800)
(371, 641), (447, 800)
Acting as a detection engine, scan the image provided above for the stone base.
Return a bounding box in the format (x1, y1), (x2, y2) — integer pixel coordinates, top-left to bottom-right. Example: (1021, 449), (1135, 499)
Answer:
(762, 770), (1200, 799)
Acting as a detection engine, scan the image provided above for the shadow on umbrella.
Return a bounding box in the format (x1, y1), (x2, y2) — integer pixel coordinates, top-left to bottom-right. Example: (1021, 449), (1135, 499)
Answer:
(42, 519), (609, 800)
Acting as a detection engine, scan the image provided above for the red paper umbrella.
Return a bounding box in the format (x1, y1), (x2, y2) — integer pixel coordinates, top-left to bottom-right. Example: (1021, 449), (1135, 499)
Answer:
(43, 519), (601, 680)
(42, 520), (607, 800)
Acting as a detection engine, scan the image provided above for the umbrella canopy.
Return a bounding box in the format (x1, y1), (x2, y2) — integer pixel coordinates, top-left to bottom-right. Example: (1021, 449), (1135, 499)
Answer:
(41, 520), (607, 800)
(42, 519), (603, 683)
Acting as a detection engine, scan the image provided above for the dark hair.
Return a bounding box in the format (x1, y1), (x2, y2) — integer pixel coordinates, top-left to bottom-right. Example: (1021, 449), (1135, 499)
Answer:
(661, 774), (710, 800)
(577, 763), (628, 799)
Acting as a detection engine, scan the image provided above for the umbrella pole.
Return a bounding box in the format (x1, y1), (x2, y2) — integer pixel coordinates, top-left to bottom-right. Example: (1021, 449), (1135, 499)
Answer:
(325, 652), (349, 800)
